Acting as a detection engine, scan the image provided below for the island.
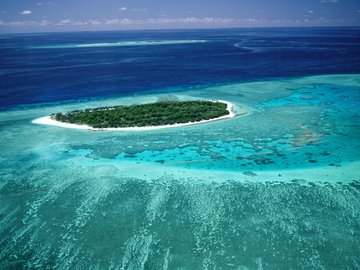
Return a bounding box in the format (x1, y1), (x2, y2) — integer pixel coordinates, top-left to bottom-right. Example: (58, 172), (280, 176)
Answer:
(32, 100), (237, 131)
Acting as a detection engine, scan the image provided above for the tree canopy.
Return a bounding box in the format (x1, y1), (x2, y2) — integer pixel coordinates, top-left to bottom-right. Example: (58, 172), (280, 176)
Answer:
(53, 100), (229, 128)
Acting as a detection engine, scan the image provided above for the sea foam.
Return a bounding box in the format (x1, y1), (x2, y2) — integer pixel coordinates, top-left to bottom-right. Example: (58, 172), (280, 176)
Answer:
(31, 40), (207, 49)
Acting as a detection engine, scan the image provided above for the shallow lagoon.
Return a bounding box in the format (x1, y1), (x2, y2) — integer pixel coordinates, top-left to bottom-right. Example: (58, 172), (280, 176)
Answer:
(0, 74), (360, 269)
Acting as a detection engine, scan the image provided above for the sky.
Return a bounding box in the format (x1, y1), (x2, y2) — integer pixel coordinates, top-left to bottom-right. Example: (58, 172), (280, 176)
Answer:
(0, 0), (360, 33)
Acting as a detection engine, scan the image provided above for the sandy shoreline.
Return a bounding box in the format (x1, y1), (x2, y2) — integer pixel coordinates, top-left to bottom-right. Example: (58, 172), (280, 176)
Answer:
(32, 100), (238, 131)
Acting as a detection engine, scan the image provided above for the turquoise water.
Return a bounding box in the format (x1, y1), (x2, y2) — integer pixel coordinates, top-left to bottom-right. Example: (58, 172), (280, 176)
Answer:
(0, 74), (360, 269)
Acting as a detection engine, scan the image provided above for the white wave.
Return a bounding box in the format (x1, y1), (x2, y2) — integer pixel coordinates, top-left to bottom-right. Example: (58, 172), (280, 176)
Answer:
(31, 40), (207, 49)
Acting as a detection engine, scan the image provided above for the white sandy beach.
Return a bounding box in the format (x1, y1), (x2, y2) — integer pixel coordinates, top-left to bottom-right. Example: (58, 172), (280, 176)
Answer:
(32, 100), (239, 131)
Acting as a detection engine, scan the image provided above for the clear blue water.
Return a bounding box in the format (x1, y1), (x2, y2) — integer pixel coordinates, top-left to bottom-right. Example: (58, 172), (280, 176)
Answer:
(0, 28), (360, 269)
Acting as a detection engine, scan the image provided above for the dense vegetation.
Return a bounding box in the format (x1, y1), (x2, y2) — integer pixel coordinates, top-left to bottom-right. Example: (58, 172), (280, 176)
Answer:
(53, 100), (229, 128)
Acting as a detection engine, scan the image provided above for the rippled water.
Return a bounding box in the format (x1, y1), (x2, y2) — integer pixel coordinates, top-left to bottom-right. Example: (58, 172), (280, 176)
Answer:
(2, 27), (360, 109)
(1, 74), (359, 269)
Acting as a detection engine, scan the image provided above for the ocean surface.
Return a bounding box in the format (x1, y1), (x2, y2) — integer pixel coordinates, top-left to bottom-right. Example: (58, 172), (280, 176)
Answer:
(0, 28), (360, 269)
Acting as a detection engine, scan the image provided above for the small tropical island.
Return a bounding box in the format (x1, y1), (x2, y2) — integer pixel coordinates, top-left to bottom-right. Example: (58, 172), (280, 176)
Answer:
(33, 100), (236, 131)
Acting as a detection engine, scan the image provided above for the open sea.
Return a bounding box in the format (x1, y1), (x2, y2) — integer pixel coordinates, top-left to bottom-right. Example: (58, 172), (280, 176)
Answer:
(0, 27), (360, 269)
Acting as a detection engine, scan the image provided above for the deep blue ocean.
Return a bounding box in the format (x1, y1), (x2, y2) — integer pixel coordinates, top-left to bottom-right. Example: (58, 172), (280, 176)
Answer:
(1, 27), (360, 109)
(1, 28), (360, 269)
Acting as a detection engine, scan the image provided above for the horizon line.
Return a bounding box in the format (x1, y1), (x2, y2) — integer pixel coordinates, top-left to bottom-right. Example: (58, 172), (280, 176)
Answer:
(1, 25), (360, 35)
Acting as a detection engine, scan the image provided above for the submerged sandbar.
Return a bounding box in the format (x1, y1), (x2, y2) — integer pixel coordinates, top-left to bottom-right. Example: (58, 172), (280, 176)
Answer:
(32, 100), (237, 131)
